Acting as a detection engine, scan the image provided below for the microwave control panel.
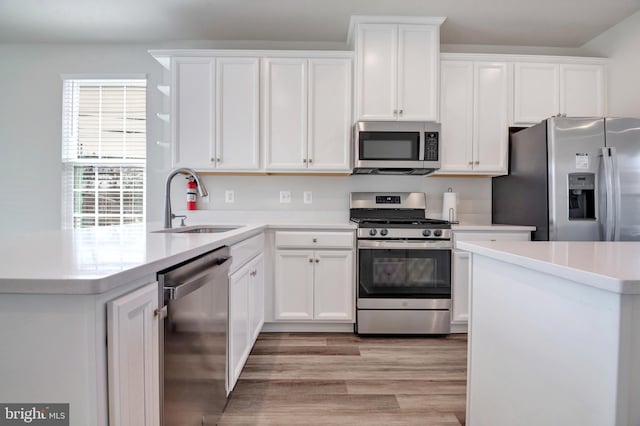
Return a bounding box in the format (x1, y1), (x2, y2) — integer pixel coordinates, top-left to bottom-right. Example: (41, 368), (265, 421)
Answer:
(425, 132), (439, 161)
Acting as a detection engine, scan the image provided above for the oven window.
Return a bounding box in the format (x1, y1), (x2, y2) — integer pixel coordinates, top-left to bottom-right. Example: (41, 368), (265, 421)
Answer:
(359, 132), (420, 160)
(358, 249), (451, 298)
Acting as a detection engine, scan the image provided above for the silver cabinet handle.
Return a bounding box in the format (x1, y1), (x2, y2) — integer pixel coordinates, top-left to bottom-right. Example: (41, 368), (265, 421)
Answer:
(154, 306), (168, 319)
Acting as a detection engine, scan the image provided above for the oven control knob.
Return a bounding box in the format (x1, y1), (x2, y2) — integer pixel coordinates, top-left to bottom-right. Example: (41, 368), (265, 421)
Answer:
(422, 229), (431, 237)
(380, 229), (388, 236)
(369, 228), (377, 236)
(434, 230), (443, 237)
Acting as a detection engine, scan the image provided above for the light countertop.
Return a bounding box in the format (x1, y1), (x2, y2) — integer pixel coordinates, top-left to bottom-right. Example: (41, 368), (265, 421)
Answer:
(451, 224), (536, 232)
(457, 240), (640, 294)
(0, 222), (355, 295)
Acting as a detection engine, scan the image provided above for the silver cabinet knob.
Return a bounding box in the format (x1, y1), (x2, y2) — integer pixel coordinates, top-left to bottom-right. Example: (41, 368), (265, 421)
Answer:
(399, 109), (404, 115)
(468, 161), (473, 165)
(474, 161), (479, 165)
(303, 159), (307, 163)
(308, 258), (313, 263)
(217, 158), (221, 163)
(308, 159), (313, 163)
(211, 158), (215, 163)
(315, 259), (319, 263)
(312, 238), (317, 243)
(393, 109), (397, 115)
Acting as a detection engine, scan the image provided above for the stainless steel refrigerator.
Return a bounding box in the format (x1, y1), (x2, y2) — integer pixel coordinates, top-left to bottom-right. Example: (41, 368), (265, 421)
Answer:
(493, 117), (640, 241)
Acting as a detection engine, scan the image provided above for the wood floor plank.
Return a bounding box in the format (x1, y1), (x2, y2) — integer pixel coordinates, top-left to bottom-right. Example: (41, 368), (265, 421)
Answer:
(217, 332), (468, 425)
(346, 379), (467, 395)
(231, 379), (348, 396)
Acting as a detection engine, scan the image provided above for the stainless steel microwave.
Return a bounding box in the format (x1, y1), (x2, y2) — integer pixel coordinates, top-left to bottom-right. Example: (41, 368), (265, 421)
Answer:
(353, 121), (441, 175)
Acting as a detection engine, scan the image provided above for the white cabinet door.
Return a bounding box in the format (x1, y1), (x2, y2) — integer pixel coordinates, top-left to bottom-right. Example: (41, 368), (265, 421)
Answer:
(263, 58), (308, 170)
(451, 250), (470, 324)
(473, 62), (508, 174)
(249, 253), (265, 343)
(308, 59), (352, 171)
(313, 251), (354, 321)
(107, 282), (159, 426)
(172, 58), (214, 169)
(215, 57), (260, 170)
(439, 60), (474, 172)
(274, 250), (314, 320)
(397, 24), (438, 121)
(355, 24), (398, 120)
(560, 64), (606, 117)
(229, 264), (250, 388)
(513, 62), (560, 124)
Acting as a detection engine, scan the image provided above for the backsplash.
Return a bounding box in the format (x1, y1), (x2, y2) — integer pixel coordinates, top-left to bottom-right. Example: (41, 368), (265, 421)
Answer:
(170, 175), (492, 224)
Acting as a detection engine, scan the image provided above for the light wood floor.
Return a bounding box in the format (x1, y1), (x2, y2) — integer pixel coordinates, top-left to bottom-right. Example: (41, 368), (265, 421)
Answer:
(218, 332), (468, 425)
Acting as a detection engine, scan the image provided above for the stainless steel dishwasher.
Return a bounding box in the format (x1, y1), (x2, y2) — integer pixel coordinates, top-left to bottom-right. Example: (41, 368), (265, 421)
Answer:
(157, 246), (231, 426)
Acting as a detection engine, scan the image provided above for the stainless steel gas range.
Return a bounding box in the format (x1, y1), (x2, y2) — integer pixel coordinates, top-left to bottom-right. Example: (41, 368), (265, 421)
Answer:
(350, 192), (452, 335)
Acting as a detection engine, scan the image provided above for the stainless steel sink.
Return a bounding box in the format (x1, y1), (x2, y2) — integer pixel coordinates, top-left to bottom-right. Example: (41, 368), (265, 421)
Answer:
(153, 225), (242, 234)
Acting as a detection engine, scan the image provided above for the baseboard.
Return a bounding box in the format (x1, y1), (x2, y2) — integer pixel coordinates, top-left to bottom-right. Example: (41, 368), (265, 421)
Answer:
(261, 322), (355, 333)
(450, 322), (468, 333)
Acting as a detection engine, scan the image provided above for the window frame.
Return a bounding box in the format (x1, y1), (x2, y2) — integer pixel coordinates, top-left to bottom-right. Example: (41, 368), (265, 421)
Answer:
(61, 76), (148, 229)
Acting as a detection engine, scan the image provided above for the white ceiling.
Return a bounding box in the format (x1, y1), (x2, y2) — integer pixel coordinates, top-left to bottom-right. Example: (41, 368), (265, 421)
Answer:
(1, 0), (639, 47)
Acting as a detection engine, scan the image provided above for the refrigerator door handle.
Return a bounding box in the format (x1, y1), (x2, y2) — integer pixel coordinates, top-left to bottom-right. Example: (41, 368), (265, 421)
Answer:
(610, 147), (622, 241)
(601, 147), (615, 241)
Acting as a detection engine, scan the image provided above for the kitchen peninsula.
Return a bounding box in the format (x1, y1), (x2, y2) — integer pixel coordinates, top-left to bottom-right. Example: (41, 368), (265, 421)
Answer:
(459, 240), (640, 426)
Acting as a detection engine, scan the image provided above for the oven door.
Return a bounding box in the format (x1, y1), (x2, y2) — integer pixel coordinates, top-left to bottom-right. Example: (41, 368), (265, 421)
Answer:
(357, 240), (451, 309)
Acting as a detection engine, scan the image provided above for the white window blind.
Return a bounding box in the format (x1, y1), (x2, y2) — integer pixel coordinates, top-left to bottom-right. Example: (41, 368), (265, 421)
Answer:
(61, 79), (147, 229)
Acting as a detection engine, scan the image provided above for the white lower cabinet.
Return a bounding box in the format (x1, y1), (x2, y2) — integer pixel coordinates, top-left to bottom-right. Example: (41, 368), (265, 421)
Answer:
(107, 282), (160, 426)
(452, 230), (532, 328)
(274, 231), (354, 322)
(228, 252), (264, 392)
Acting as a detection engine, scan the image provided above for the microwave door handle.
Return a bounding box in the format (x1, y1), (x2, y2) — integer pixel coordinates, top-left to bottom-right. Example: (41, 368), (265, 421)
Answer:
(418, 132), (426, 161)
(610, 147), (622, 241)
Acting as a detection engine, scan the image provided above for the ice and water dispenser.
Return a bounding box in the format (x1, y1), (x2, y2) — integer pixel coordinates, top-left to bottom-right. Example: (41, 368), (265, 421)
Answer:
(568, 173), (595, 220)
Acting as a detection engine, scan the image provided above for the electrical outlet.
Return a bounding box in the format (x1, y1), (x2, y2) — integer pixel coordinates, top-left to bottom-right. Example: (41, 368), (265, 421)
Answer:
(225, 190), (234, 203)
(280, 190), (291, 203)
(303, 191), (312, 204)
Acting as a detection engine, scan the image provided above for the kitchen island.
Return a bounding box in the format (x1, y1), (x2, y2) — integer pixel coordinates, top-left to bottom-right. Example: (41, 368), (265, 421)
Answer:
(458, 240), (640, 426)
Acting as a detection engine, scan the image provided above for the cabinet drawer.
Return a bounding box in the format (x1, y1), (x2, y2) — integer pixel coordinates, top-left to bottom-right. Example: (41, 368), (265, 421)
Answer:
(275, 231), (354, 249)
(230, 233), (265, 273)
(454, 231), (530, 244)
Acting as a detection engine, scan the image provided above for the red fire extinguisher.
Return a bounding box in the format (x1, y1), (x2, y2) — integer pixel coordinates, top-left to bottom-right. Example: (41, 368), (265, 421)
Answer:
(186, 177), (197, 210)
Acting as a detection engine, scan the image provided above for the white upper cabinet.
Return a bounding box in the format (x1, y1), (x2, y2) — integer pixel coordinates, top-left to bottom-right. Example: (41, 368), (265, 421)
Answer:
(171, 56), (260, 171)
(172, 58), (214, 169)
(560, 64), (606, 117)
(474, 62), (509, 174)
(513, 60), (606, 125)
(397, 25), (439, 121)
(440, 60), (474, 173)
(262, 58), (308, 170)
(352, 18), (443, 122)
(215, 57), (260, 170)
(263, 56), (352, 172)
(438, 58), (508, 175)
(308, 59), (352, 171)
(513, 62), (560, 124)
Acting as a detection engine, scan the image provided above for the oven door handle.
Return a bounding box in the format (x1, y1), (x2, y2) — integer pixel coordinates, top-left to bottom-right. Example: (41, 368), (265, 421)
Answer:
(357, 240), (452, 250)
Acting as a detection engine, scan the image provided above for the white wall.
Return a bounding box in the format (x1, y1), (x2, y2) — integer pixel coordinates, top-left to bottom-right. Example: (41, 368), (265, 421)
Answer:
(169, 174), (492, 224)
(581, 10), (640, 117)
(0, 44), (168, 235)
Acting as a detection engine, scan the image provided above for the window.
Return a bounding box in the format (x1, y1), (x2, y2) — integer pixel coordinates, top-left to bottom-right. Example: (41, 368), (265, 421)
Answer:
(62, 79), (147, 228)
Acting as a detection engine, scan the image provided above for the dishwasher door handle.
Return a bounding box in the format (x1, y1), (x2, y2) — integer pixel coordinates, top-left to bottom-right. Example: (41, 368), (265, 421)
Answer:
(164, 256), (231, 300)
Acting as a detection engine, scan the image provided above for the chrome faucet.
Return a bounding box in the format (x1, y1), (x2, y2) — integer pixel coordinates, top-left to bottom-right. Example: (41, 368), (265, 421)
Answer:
(164, 168), (209, 228)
